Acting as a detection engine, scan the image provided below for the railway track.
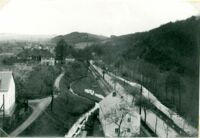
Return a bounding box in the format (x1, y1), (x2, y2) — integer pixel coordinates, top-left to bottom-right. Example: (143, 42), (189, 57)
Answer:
(89, 65), (112, 95)
(89, 63), (156, 137)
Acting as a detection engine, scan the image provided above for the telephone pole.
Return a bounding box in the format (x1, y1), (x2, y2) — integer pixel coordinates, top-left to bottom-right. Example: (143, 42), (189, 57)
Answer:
(139, 75), (142, 115)
(0, 95), (5, 130)
(50, 86), (54, 111)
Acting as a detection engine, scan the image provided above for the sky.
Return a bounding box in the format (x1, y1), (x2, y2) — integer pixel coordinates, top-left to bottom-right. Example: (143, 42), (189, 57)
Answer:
(0, 0), (199, 36)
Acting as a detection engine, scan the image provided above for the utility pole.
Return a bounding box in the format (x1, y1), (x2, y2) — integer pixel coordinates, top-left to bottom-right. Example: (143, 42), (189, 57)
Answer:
(87, 34), (89, 47)
(139, 75), (142, 115)
(0, 95), (5, 130)
(139, 84), (142, 115)
(51, 87), (54, 112)
(2, 95), (5, 130)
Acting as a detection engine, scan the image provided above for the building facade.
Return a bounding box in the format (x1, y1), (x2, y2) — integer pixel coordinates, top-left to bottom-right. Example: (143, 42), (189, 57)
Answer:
(41, 57), (55, 66)
(0, 71), (15, 116)
(65, 58), (75, 63)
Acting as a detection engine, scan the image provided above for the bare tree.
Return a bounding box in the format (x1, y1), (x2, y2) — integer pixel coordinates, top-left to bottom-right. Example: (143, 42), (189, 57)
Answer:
(102, 66), (106, 79)
(111, 76), (118, 91)
(166, 72), (182, 111)
(135, 96), (152, 123)
(155, 115), (158, 134)
(163, 109), (176, 138)
(104, 102), (135, 137)
(138, 61), (158, 87)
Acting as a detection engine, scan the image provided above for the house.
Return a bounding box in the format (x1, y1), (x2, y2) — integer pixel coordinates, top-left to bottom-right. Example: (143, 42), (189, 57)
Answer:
(65, 57), (75, 63)
(65, 55), (75, 64)
(99, 91), (140, 137)
(0, 71), (15, 116)
(41, 57), (55, 66)
(17, 49), (54, 62)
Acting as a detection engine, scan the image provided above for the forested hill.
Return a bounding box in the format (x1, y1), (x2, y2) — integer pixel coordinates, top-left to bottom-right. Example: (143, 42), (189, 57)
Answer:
(90, 16), (199, 127)
(98, 16), (199, 76)
(52, 32), (108, 44)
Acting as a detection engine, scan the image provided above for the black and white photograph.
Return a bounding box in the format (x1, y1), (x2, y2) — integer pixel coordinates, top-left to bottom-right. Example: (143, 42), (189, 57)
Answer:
(0, 0), (199, 137)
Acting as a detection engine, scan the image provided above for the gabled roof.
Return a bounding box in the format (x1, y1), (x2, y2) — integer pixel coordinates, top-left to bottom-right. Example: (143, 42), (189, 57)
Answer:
(0, 71), (12, 92)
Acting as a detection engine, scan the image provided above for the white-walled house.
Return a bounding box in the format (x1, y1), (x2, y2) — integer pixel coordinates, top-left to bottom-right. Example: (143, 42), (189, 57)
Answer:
(65, 57), (75, 63)
(99, 91), (140, 137)
(0, 71), (15, 116)
(41, 57), (55, 66)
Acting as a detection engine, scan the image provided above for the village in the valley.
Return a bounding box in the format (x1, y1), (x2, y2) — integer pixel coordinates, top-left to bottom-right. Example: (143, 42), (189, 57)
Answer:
(0, 30), (199, 137)
(0, 0), (199, 137)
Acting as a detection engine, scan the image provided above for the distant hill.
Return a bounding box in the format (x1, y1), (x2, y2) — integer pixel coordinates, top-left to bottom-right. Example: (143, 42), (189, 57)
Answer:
(0, 33), (54, 42)
(51, 32), (108, 49)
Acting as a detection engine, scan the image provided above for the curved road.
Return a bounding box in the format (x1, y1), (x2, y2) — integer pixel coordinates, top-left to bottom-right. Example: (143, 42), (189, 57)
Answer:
(54, 69), (65, 91)
(9, 70), (65, 137)
(9, 97), (51, 137)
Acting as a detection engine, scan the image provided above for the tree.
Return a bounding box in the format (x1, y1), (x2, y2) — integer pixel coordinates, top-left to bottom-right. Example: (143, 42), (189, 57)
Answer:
(155, 114), (158, 134)
(165, 72), (182, 111)
(74, 48), (92, 61)
(104, 102), (135, 137)
(54, 39), (68, 63)
(135, 96), (152, 123)
(102, 66), (107, 79)
(138, 61), (159, 90)
(111, 76), (118, 91)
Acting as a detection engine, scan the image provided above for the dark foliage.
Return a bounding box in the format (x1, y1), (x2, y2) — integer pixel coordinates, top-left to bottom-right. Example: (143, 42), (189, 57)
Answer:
(20, 91), (94, 136)
(15, 66), (61, 100)
(52, 32), (108, 44)
(86, 16), (199, 127)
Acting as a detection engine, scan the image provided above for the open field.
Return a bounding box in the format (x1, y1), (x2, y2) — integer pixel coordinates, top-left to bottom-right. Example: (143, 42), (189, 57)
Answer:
(20, 91), (94, 136)
(71, 72), (105, 101)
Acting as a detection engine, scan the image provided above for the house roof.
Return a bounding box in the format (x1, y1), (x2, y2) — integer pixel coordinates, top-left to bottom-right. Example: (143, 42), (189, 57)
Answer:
(0, 71), (12, 92)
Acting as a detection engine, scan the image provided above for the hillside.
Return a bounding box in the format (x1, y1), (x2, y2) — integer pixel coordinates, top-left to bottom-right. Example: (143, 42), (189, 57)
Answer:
(94, 16), (199, 75)
(87, 16), (199, 127)
(52, 32), (108, 49)
(123, 16), (199, 75)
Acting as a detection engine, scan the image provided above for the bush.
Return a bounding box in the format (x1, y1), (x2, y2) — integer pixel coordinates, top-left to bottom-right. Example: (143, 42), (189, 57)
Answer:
(3, 56), (17, 65)
(20, 91), (95, 136)
(16, 65), (61, 99)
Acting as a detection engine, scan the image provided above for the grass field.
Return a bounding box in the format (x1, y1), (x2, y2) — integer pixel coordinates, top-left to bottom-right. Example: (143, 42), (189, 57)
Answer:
(71, 72), (105, 101)
(20, 91), (95, 136)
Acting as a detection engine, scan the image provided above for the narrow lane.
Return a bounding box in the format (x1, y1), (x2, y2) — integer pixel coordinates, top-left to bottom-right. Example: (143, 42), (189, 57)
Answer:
(9, 70), (65, 137)
(9, 97), (51, 137)
(54, 70), (65, 91)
